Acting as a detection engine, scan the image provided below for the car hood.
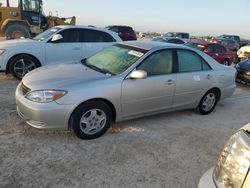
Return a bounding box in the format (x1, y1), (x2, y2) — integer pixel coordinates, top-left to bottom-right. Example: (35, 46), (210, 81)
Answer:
(238, 59), (250, 70)
(22, 62), (108, 90)
(0, 39), (41, 48)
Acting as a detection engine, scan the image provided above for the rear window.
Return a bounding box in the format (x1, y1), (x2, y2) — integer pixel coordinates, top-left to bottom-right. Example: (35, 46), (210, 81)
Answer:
(80, 29), (116, 42)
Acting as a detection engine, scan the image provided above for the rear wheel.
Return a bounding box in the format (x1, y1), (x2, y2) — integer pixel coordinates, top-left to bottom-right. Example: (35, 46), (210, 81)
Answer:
(5, 24), (30, 39)
(9, 55), (40, 80)
(70, 101), (112, 140)
(197, 90), (219, 115)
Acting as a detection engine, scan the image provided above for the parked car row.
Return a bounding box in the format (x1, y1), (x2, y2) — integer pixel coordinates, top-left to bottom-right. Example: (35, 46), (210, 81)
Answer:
(152, 37), (236, 66)
(217, 34), (249, 47)
(0, 25), (247, 187)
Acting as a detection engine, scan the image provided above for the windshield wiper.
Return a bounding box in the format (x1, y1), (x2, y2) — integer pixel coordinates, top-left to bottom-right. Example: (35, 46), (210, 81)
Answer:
(81, 59), (116, 75)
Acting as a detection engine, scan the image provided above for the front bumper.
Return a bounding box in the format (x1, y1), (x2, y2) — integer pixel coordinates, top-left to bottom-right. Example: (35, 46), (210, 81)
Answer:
(198, 168), (216, 188)
(16, 83), (75, 129)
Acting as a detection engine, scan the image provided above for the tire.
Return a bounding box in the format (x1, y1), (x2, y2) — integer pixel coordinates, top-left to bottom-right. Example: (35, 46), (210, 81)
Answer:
(223, 59), (230, 66)
(197, 90), (219, 115)
(5, 24), (30, 39)
(9, 55), (40, 80)
(70, 101), (112, 140)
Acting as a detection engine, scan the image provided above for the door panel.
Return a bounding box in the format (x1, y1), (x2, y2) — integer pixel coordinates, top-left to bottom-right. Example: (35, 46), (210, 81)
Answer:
(121, 74), (176, 117)
(45, 28), (82, 65)
(45, 43), (82, 65)
(174, 71), (215, 108)
(174, 49), (215, 108)
(121, 49), (176, 118)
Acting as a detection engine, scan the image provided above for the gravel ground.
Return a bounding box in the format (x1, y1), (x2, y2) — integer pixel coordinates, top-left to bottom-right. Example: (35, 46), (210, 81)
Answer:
(0, 73), (250, 188)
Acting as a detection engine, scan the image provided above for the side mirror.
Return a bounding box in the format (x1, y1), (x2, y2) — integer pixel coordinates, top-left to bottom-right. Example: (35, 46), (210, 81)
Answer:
(51, 34), (63, 42)
(128, 70), (147, 79)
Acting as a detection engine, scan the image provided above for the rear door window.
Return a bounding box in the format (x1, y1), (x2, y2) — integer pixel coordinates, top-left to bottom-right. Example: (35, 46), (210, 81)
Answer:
(79, 29), (116, 42)
(177, 50), (211, 72)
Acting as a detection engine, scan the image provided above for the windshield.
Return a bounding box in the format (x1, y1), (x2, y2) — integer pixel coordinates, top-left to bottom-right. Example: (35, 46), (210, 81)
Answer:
(33, 27), (61, 41)
(84, 44), (147, 75)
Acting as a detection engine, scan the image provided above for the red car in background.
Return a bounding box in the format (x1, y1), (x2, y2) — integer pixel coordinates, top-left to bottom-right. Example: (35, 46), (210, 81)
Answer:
(189, 41), (235, 65)
(105, 25), (137, 41)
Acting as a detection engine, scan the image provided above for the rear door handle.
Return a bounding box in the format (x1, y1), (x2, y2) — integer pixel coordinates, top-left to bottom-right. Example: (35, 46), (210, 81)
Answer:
(74, 47), (81, 50)
(206, 74), (212, 79)
(165, 79), (175, 85)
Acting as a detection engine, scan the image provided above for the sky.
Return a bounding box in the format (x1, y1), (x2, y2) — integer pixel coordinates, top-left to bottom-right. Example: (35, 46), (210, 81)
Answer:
(3, 0), (250, 39)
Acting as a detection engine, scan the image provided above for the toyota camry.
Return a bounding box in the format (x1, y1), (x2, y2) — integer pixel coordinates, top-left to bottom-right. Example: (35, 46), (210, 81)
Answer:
(16, 41), (236, 140)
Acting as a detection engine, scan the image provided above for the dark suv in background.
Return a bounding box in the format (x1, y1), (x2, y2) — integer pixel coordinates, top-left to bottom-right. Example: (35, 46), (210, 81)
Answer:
(105, 25), (137, 41)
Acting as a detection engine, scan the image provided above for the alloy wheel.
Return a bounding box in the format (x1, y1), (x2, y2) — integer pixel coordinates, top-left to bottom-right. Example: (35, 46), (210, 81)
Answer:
(202, 93), (216, 112)
(80, 109), (107, 135)
(13, 58), (36, 78)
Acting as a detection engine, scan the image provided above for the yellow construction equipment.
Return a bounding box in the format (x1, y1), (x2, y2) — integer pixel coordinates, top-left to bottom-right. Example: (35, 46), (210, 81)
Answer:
(0, 0), (76, 39)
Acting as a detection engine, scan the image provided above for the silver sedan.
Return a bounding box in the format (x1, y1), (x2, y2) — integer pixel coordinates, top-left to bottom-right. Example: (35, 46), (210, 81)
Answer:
(16, 41), (236, 139)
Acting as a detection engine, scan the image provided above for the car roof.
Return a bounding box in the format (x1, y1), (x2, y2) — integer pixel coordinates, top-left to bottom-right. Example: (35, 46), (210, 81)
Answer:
(54, 25), (122, 41)
(56, 25), (110, 31)
(106, 25), (132, 28)
(120, 41), (187, 51)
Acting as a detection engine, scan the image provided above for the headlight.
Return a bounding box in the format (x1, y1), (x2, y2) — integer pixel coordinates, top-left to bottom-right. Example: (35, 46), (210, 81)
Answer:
(0, 49), (5, 55)
(25, 90), (67, 103)
(246, 72), (250, 76)
(213, 131), (250, 188)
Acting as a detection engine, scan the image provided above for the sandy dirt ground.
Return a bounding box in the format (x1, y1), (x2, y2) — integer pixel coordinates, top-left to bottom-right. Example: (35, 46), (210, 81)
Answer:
(0, 73), (250, 188)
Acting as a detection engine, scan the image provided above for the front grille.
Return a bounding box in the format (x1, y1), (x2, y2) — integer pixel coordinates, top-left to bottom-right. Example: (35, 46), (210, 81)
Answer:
(21, 83), (31, 95)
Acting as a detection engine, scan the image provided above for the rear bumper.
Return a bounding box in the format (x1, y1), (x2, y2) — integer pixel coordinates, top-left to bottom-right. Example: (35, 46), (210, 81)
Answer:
(221, 84), (236, 100)
(198, 168), (216, 188)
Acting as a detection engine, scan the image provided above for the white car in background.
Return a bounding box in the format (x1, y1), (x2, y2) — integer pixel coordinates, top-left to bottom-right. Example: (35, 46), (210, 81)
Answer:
(198, 123), (250, 188)
(0, 25), (121, 79)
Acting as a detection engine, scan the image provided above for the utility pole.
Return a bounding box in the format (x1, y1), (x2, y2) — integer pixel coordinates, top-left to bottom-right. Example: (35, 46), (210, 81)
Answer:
(6, 0), (10, 7)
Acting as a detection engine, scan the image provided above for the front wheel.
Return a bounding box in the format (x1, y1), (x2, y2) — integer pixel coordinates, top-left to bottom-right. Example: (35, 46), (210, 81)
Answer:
(9, 55), (40, 80)
(197, 90), (219, 115)
(70, 101), (112, 140)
